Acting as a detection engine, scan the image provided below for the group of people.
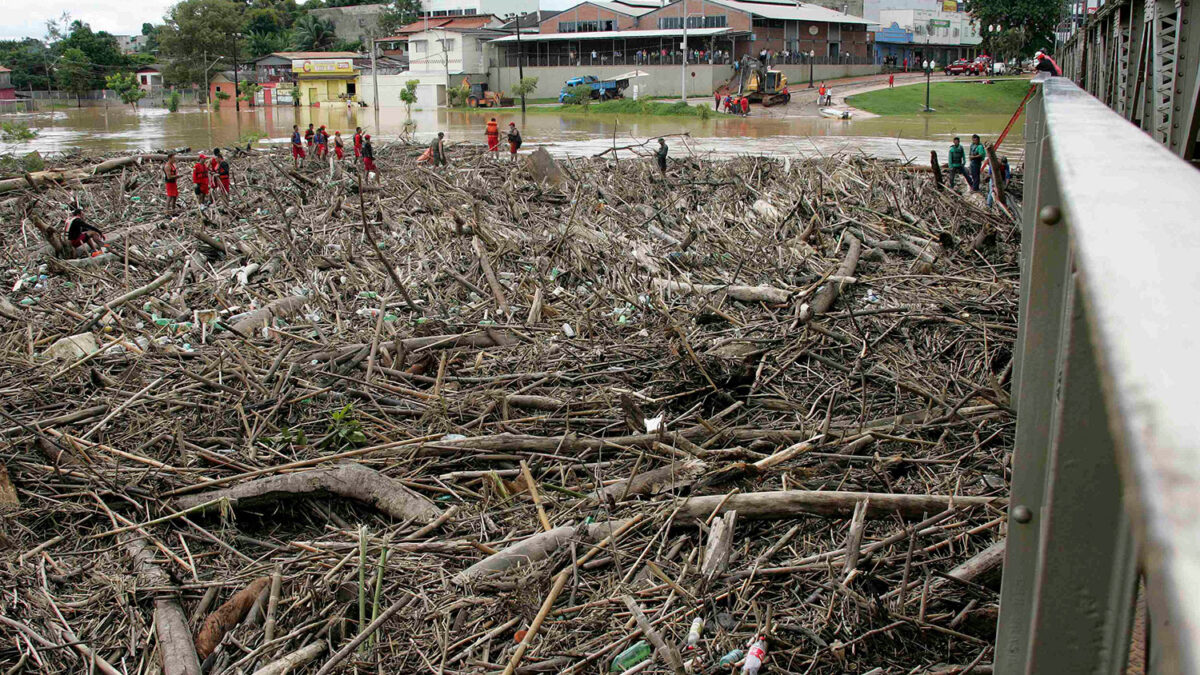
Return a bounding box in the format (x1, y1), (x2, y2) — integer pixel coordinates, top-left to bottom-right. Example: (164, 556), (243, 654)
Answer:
(946, 133), (1010, 203)
(817, 82), (834, 106)
(478, 118), (523, 160)
(290, 123), (374, 172)
(716, 93), (752, 116)
(162, 149), (230, 212)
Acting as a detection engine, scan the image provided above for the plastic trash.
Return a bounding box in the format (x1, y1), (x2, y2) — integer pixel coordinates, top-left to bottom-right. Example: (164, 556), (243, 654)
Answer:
(865, 289), (880, 303)
(562, 323), (575, 338)
(609, 641), (652, 672)
(685, 616), (704, 650)
(719, 649), (744, 666)
(741, 636), (767, 674)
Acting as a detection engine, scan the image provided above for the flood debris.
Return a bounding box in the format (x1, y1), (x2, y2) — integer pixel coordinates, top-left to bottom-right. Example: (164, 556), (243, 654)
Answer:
(0, 139), (1019, 673)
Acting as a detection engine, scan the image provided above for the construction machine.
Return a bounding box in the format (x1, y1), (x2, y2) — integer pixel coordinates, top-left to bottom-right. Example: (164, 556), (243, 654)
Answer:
(735, 57), (790, 106)
(466, 83), (513, 108)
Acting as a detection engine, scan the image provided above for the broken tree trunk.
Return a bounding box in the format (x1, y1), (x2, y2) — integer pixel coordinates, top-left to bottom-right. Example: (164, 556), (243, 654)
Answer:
(228, 295), (308, 335)
(173, 463), (441, 523)
(453, 519), (630, 585)
(652, 278), (791, 304)
(673, 490), (1002, 522)
(701, 510), (737, 585)
(195, 576), (271, 660)
(590, 458), (707, 503)
(123, 534), (202, 675)
(809, 234), (862, 316)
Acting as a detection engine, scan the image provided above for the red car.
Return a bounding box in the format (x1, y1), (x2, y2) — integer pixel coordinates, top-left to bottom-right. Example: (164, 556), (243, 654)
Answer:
(944, 59), (985, 76)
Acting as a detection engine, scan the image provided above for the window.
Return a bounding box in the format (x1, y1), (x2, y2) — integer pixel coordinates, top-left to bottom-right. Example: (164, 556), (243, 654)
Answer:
(140, 75), (148, 84)
(703, 15), (727, 28)
(346, 83), (356, 94)
(559, 19), (614, 32)
(439, 38), (456, 50)
(412, 40), (427, 53)
(657, 17), (682, 29)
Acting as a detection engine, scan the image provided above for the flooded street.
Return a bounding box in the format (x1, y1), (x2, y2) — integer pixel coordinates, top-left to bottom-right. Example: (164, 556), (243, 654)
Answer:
(0, 104), (1023, 162)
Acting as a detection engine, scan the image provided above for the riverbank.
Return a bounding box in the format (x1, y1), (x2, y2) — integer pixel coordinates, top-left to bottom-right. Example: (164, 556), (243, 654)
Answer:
(847, 79), (1031, 116)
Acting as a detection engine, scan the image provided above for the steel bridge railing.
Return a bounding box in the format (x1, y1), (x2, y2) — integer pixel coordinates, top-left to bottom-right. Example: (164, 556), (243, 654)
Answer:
(993, 73), (1200, 674)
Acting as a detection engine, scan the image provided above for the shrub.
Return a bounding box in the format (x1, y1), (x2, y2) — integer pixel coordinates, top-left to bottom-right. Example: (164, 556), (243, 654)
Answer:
(166, 91), (182, 112)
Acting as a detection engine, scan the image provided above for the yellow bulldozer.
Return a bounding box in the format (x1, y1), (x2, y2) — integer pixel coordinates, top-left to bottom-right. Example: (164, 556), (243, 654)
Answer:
(736, 57), (791, 107)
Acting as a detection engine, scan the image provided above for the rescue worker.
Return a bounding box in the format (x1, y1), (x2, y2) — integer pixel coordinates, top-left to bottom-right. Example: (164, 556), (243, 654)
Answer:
(361, 134), (376, 177)
(947, 137), (972, 189)
(655, 137), (668, 175)
(65, 208), (106, 257)
(485, 118), (500, 154)
(430, 131), (447, 167)
(740, 96), (750, 116)
(214, 148), (231, 198)
(305, 124), (315, 152)
(353, 126), (363, 163)
(163, 152), (179, 213)
(291, 125), (305, 169)
(818, 82), (827, 105)
(193, 153), (211, 205)
(316, 125), (328, 159)
(334, 131), (345, 160)
(969, 134), (986, 193)
(506, 123), (521, 161)
(208, 151), (221, 192)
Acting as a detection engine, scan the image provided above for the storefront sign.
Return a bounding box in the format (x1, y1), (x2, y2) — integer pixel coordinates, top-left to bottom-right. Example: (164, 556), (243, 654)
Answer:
(942, 0), (958, 12)
(291, 59), (355, 74)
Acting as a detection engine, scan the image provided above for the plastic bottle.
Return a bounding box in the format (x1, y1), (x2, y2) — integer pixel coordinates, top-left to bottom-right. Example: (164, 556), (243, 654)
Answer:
(685, 617), (704, 650)
(610, 641), (652, 672)
(718, 649), (744, 666)
(741, 636), (767, 674)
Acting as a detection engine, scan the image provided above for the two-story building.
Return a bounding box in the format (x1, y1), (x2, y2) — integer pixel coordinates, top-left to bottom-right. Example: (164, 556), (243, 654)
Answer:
(874, 6), (980, 66)
(250, 51), (364, 85)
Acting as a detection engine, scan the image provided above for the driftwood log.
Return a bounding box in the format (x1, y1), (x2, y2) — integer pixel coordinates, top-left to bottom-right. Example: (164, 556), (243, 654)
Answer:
(123, 535), (202, 675)
(173, 463), (441, 523)
(673, 490), (1003, 521)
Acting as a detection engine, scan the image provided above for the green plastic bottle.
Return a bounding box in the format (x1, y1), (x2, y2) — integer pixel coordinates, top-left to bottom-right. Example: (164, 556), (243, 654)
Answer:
(610, 641), (652, 672)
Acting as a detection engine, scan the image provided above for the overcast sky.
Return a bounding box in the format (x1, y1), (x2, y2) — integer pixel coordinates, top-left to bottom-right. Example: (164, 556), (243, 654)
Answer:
(1, 0), (174, 41)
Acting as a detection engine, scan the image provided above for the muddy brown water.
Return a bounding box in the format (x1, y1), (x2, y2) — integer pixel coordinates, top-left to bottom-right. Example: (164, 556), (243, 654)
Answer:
(0, 104), (1024, 162)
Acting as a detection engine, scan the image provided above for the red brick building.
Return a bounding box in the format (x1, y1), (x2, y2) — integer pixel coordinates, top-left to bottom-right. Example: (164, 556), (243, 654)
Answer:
(0, 66), (15, 100)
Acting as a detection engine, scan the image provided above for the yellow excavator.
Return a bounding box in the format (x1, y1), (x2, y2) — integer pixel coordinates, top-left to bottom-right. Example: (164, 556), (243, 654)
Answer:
(736, 57), (791, 106)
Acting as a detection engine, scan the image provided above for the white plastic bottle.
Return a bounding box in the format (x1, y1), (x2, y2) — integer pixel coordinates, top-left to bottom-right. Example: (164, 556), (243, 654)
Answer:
(742, 636), (767, 675)
(685, 616), (704, 650)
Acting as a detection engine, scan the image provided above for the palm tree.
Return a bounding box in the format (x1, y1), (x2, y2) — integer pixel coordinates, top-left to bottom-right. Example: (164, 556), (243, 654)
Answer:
(248, 30), (291, 58)
(291, 15), (336, 51)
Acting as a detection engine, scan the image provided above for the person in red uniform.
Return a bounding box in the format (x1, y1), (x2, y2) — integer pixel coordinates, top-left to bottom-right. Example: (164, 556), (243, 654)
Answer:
(740, 96), (750, 116)
(485, 118), (500, 154)
(316, 125), (328, 159)
(213, 148), (231, 197)
(208, 151), (221, 191)
(65, 209), (106, 257)
(353, 126), (363, 162)
(507, 122), (521, 161)
(305, 124), (315, 151)
(361, 134), (376, 180)
(193, 153), (210, 205)
(334, 131), (345, 160)
(164, 152), (179, 212)
(291, 125), (305, 168)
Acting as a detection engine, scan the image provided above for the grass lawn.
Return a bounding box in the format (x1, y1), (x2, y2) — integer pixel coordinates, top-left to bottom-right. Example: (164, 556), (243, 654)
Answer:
(847, 79), (1030, 115)
(528, 98), (713, 118)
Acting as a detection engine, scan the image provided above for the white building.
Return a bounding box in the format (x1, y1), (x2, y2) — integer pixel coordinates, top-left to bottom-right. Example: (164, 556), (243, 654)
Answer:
(422, 0), (538, 19)
(404, 16), (507, 106)
(878, 8), (980, 45)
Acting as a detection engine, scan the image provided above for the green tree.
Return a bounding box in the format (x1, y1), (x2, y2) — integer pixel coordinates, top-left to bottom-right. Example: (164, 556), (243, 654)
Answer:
(159, 0), (246, 87)
(564, 83), (592, 106)
(238, 79), (262, 106)
(399, 78), (418, 116)
(334, 39), (363, 52)
(58, 21), (128, 88)
(105, 71), (146, 108)
(166, 90), (182, 111)
(510, 76), (538, 103)
(0, 39), (54, 90)
(378, 0), (422, 35)
(291, 14), (336, 50)
(965, 0), (1066, 56)
(247, 30), (291, 57)
(56, 48), (92, 106)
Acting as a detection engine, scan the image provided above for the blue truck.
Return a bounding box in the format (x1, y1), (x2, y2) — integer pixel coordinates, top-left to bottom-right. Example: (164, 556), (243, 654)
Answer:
(558, 72), (645, 103)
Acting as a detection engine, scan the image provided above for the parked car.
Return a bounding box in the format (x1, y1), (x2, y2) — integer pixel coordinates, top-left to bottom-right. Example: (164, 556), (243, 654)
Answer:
(944, 59), (985, 76)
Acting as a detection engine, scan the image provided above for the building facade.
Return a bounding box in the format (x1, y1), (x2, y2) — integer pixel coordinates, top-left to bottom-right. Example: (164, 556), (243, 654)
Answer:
(292, 57), (362, 104)
(251, 51), (363, 85)
(421, 0), (539, 18)
(400, 17), (507, 105)
(0, 66), (14, 100)
(309, 4), (389, 47)
(113, 34), (145, 54)
(136, 66), (164, 92)
(874, 7), (981, 65)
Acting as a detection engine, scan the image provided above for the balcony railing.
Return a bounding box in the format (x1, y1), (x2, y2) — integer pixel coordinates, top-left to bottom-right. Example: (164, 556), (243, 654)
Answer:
(994, 73), (1200, 673)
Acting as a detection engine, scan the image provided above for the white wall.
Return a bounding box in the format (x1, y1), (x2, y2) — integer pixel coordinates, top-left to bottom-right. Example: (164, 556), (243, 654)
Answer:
(407, 29), (493, 75)
(879, 8), (981, 45)
(423, 0), (537, 18)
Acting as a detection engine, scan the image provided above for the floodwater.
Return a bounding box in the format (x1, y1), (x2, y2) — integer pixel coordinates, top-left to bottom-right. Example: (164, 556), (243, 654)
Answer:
(0, 103), (1023, 162)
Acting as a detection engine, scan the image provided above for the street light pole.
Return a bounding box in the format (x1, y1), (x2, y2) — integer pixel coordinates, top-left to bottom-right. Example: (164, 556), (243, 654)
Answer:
(922, 58), (935, 112)
(808, 50), (814, 88)
(680, 0), (688, 103)
(516, 13), (526, 113)
(232, 32), (242, 112)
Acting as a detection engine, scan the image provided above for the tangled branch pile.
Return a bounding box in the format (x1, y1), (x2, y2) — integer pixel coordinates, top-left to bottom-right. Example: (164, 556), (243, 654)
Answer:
(0, 142), (1019, 674)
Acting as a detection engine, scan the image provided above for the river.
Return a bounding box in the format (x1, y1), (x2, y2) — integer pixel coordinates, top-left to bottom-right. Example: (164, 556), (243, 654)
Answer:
(0, 104), (1023, 162)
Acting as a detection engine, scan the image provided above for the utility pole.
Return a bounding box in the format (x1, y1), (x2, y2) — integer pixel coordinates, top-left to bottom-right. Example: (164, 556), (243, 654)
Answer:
(516, 13), (525, 113)
(371, 36), (379, 109)
(232, 32), (242, 111)
(680, 0), (688, 103)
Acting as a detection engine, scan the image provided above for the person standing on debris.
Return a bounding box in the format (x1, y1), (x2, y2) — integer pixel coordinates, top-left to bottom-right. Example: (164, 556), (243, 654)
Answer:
(208, 151), (221, 193)
(193, 153), (211, 205)
(507, 122), (522, 161)
(305, 124), (315, 152)
(485, 117), (500, 155)
(65, 208), (106, 257)
(968, 134), (986, 192)
(655, 138), (668, 175)
(214, 148), (231, 198)
(316, 125), (329, 159)
(291, 125), (306, 169)
(334, 131), (345, 160)
(163, 152), (179, 212)
(361, 134), (376, 178)
(947, 137), (973, 189)
(353, 126), (364, 163)
(430, 131), (448, 167)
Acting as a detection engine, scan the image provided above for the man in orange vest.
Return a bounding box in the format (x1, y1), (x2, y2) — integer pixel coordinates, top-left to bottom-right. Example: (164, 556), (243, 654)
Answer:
(818, 82), (827, 106)
(193, 154), (210, 205)
(485, 118), (500, 154)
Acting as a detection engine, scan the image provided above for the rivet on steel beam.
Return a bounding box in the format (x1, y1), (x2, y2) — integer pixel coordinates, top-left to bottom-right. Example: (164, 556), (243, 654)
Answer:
(1039, 205), (1062, 226)
(1012, 505), (1033, 524)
